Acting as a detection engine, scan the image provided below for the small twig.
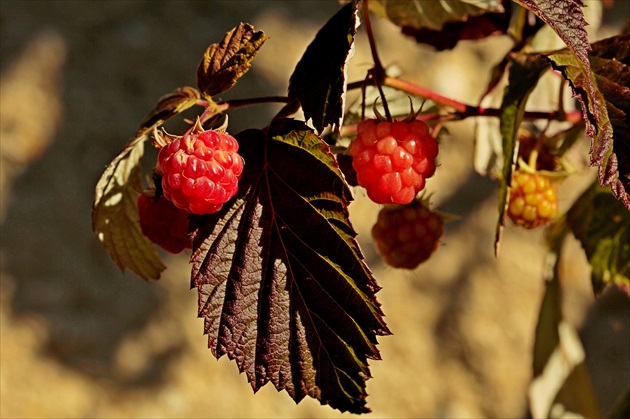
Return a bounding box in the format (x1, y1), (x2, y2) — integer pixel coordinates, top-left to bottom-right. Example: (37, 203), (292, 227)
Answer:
(361, 0), (392, 121)
(349, 75), (583, 123)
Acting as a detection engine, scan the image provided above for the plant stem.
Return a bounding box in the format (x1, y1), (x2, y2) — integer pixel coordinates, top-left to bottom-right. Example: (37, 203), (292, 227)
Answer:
(383, 76), (468, 113)
(348, 76), (583, 123)
(198, 96), (288, 111)
(361, 0), (392, 121)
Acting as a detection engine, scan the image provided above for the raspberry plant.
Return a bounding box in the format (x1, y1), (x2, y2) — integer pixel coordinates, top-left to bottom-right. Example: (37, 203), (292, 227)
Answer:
(92, 0), (629, 415)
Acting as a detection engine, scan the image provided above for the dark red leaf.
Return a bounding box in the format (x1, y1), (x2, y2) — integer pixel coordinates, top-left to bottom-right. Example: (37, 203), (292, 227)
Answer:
(197, 23), (268, 98)
(288, 1), (359, 134)
(513, 0), (593, 89)
(401, 4), (512, 50)
(190, 119), (390, 413)
(545, 34), (630, 210)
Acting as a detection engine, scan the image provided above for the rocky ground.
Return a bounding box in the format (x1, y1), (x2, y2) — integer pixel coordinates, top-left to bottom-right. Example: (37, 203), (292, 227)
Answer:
(1, 1), (628, 418)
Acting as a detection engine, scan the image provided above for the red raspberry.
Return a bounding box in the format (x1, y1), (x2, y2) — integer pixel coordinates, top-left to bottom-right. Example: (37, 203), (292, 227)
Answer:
(371, 201), (444, 269)
(348, 118), (438, 204)
(138, 194), (192, 254)
(158, 128), (244, 215)
(507, 170), (558, 229)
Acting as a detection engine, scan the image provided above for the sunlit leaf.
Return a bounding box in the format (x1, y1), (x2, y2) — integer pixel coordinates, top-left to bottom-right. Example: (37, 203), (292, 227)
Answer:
(92, 87), (200, 280)
(494, 53), (549, 255)
(197, 23), (268, 98)
(190, 119), (390, 413)
(288, 0), (359, 134)
(566, 181), (630, 296)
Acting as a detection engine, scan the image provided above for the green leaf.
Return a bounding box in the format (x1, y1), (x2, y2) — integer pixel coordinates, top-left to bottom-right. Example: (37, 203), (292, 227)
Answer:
(92, 87), (200, 280)
(566, 181), (630, 296)
(369, 0), (504, 31)
(197, 23), (268, 98)
(494, 53), (549, 255)
(288, 0), (359, 134)
(533, 218), (564, 377)
(190, 119), (390, 414)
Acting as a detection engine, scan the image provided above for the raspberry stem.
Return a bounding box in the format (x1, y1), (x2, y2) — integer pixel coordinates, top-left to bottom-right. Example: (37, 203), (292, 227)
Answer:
(348, 76), (583, 124)
(361, 0), (392, 121)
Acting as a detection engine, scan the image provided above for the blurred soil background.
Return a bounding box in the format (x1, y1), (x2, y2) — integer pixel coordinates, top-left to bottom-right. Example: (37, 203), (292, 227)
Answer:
(1, 1), (628, 418)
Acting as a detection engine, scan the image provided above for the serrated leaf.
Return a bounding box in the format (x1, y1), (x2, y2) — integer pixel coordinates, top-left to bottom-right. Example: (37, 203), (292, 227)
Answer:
(370, 0), (504, 31)
(545, 34), (630, 210)
(513, 0), (592, 76)
(288, 0), (359, 134)
(589, 35), (630, 209)
(399, 1), (511, 50)
(197, 23), (268, 98)
(494, 53), (549, 255)
(92, 87), (200, 280)
(190, 119), (390, 414)
(566, 181), (630, 296)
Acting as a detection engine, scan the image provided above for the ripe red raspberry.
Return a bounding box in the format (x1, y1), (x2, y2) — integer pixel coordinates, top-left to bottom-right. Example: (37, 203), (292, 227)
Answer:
(371, 201), (444, 269)
(138, 194), (192, 254)
(507, 170), (558, 229)
(158, 128), (244, 215)
(348, 118), (438, 204)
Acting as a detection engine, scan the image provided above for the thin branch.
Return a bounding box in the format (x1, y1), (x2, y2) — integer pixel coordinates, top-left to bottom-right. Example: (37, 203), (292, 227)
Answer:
(348, 76), (583, 123)
(361, 0), (392, 120)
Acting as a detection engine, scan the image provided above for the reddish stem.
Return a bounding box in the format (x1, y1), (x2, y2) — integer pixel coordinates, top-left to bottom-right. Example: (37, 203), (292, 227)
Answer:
(349, 76), (583, 123)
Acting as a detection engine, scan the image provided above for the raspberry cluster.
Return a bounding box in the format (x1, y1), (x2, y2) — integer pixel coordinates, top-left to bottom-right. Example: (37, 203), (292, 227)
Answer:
(371, 201), (444, 269)
(158, 129), (244, 215)
(507, 170), (558, 229)
(137, 194), (192, 254)
(348, 118), (438, 205)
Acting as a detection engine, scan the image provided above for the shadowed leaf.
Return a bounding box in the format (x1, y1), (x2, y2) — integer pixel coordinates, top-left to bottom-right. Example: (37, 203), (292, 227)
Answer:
(530, 224), (601, 418)
(566, 181), (630, 296)
(197, 23), (268, 98)
(92, 87), (200, 280)
(288, 1), (359, 134)
(190, 119), (390, 414)
(399, 0), (511, 50)
(370, 0), (504, 31)
(588, 35), (630, 209)
(495, 53), (549, 255)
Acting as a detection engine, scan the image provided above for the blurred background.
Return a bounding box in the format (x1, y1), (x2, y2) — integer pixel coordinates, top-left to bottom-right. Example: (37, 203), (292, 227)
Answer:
(1, 1), (628, 417)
